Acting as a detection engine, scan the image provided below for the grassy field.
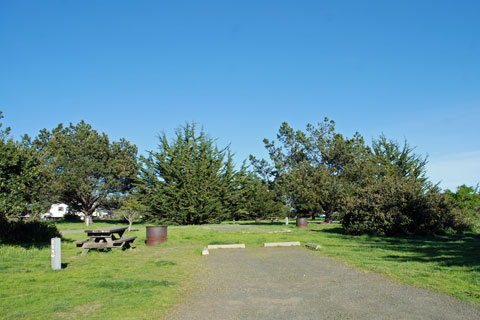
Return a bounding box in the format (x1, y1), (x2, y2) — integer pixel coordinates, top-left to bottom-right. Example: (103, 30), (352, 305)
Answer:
(52, 219), (150, 231)
(1, 221), (479, 319)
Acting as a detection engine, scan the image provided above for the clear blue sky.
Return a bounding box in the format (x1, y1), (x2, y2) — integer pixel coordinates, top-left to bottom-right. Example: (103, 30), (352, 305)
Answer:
(1, 0), (479, 191)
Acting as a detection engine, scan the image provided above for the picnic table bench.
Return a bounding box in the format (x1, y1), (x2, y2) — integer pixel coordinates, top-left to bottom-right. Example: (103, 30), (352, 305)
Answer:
(267, 217), (279, 222)
(74, 227), (136, 255)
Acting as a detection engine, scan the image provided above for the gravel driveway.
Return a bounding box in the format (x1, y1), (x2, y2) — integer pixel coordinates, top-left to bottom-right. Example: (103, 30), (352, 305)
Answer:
(168, 247), (480, 320)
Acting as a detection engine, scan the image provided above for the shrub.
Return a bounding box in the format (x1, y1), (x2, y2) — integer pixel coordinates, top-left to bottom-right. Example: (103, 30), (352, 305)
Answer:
(0, 218), (61, 244)
(340, 176), (466, 235)
(63, 212), (82, 222)
(444, 185), (480, 231)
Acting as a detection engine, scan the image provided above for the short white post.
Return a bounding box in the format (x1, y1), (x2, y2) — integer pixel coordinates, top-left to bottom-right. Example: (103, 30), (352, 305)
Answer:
(51, 237), (61, 270)
(285, 217), (289, 225)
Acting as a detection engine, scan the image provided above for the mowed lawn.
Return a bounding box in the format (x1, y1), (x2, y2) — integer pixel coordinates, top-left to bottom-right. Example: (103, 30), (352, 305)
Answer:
(1, 222), (479, 319)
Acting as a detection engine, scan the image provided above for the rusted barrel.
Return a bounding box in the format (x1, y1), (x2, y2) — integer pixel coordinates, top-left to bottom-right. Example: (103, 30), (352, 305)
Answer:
(146, 226), (167, 246)
(296, 218), (308, 228)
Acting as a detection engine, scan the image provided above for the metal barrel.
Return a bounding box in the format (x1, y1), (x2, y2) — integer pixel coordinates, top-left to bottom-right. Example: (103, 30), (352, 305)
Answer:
(296, 218), (308, 228)
(146, 226), (168, 246)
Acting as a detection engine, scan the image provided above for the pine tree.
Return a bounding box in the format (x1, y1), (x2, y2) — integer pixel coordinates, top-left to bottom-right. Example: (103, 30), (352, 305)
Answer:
(138, 123), (238, 224)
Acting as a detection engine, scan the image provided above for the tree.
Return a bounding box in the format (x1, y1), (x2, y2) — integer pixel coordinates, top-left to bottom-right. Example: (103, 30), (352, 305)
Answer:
(445, 185), (480, 229)
(340, 176), (457, 235)
(251, 118), (368, 221)
(239, 172), (288, 220)
(137, 122), (242, 225)
(371, 134), (430, 188)
(34, 121), (138, 225)
(116, 195), (146, 232)
(0, 112), (47, 221)
(340, 136), (468, 235)
(445, 185), (480, 211)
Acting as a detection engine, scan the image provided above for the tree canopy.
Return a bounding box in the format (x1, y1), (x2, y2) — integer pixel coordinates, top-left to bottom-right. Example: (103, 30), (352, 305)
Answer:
(1, 110), (476, 236)
(253, 118), (472, 235)
(34, 121), (138, 225)
(137, 122), (286, 224)
(251, 118), (367, 221)
(0, 112), (47, 221)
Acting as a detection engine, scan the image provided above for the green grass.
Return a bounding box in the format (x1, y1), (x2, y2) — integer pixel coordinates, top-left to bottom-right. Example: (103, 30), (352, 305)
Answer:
(1, 222), (479, 319)
(53, 219), (150, 231)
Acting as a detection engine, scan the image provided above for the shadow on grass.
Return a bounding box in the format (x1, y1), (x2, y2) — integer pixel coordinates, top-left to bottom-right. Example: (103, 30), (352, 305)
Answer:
(54, 219), (130, 226)
(238, 222), (285, 226)
(316, 227), (480, 270)
(90, 278), (175, 291)
(14, 242), (52, 249)
(155, 260), (176, 267)
(313, 227), (346, 234)
(60, 237), (75, 243)
(380, 233), (480, 270)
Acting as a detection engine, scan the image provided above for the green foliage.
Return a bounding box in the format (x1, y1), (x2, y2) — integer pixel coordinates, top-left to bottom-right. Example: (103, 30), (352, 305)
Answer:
(116, 194), (146, 231)
(341, 176), (457, 235)
(234, 172), (288, 220)
(0, 217), (60, 244)
(341, 137), (469, 235)
(139, 123), (286, 224)
(252, 118), (368, 220)
(34, 121), (138, 224)
(0, 112), (47, 220)
(138, 123), (235, 224)
(445, 185), (480, 229)
(445, 185), (480, 211)
(63, 211), (82, 222)
(371, 134), (430, 188)
(255, 119), (470, 235)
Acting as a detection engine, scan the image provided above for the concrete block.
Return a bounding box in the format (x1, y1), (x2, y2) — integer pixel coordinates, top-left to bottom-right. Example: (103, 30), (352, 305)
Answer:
(207, 244), (246, 249)
(264, 241), (301, 247)
(305, 242), (322, 250)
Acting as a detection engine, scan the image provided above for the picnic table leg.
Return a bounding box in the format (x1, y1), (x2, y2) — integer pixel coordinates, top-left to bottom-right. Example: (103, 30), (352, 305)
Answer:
(81, 239), (92, 255)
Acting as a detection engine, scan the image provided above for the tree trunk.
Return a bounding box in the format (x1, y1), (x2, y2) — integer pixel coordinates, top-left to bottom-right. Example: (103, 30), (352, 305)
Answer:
(128, 219), (133, 232)
(324, 210), (332, 223)
(84, 215), (93, 226)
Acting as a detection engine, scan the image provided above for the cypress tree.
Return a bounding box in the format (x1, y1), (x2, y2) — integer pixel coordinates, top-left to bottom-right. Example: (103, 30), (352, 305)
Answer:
(138, 123), (237, 224)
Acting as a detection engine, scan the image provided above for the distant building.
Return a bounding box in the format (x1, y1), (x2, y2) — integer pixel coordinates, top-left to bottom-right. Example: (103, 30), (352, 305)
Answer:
(41, 203), (112, 220)
(46, 203), (69, 218)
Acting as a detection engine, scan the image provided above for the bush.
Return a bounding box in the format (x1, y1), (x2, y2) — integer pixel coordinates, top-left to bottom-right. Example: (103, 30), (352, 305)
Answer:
(0, 218), (61, 244)
(63, 212), (82, 222)
(340, 176), (468, 235)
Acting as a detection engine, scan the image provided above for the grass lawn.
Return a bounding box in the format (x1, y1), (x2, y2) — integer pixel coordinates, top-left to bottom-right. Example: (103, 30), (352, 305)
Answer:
(52, 219), (150, 231)
(1, 221), (479, 319)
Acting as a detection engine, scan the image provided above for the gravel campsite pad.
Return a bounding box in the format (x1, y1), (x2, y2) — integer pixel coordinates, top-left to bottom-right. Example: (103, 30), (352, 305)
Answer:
(169, 247), (480, 320)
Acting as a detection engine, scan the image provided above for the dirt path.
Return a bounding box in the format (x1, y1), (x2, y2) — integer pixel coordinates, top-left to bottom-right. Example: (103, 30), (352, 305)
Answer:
(168, 247), (480, 320)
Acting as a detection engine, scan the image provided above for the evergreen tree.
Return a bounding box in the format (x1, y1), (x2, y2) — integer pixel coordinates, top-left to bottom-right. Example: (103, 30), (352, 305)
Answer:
(34, 121), (138, 225)
(0, 112), (47, 220)
(240, 172), (288, 220)
(138, 123), (240, 224)
(252, 118), (367, 221)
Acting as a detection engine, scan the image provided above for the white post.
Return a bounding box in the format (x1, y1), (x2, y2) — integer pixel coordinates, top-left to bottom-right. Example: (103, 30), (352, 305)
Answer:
(285, 217), (289, 225)
(51, 237), (61, 270)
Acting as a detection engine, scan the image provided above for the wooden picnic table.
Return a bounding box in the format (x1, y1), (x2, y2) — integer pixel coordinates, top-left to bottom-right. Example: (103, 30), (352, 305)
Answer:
(74, 226), (137, 255)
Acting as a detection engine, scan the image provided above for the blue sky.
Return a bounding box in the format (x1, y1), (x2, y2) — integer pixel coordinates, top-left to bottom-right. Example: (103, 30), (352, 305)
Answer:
(1, 0), (479, 191)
